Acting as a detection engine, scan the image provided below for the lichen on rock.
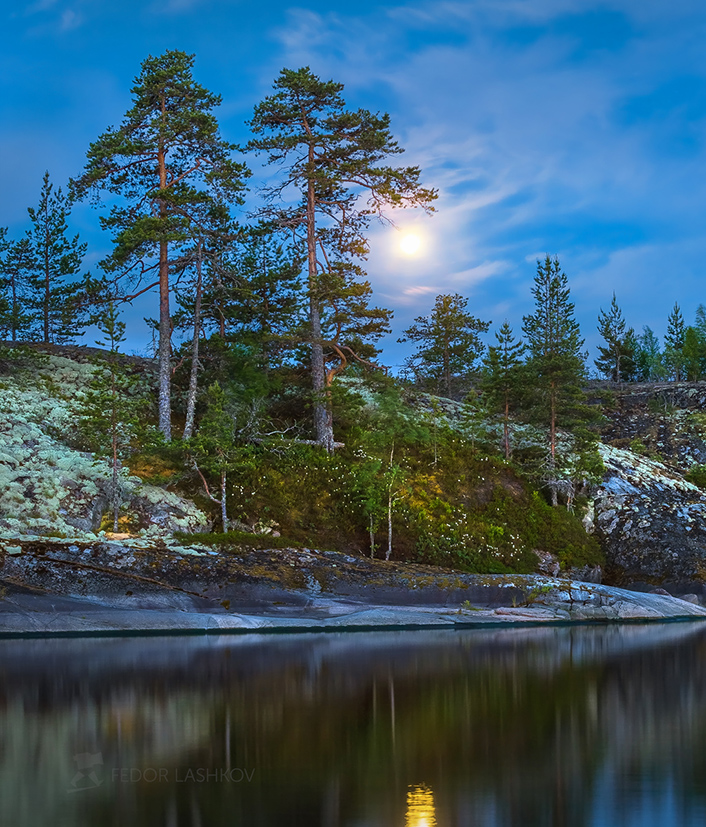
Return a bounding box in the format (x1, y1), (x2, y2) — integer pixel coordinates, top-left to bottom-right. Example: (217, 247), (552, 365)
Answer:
(0, 353), (207, 542)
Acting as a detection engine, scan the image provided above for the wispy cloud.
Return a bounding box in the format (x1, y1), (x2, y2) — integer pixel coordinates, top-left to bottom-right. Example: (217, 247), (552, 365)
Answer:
(270, 0), (706, 363)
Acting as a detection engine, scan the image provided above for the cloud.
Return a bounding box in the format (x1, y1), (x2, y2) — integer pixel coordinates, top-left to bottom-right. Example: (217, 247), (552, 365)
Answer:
(59, 8), (82, 30)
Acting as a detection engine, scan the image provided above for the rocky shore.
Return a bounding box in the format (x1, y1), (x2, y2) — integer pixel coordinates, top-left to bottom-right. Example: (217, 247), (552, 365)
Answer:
(1, 537), (705, 635)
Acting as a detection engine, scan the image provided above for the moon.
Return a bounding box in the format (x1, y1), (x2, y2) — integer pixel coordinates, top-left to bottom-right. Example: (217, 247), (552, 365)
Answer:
(400, 233), (421, 256)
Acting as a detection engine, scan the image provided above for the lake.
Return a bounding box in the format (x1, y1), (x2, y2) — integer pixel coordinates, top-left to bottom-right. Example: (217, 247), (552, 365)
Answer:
(2, 623), (706, 826)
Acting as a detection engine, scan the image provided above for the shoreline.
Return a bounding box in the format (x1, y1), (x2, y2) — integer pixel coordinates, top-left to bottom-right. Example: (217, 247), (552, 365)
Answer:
(3, 538), (706, 637)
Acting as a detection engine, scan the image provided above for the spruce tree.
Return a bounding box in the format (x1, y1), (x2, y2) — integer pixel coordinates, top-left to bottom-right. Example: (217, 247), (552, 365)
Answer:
(71, 50), (249, 440)
(25, 171), (89, 344)
(522, 255), (587, 503)
(664, 302), (686, 381)
(634, 326), (664, 381)
(248, 66), (436, 451)
(399, 293), (489, 397)
(595, 293), (633, 382)
(481, 320), (524, 459)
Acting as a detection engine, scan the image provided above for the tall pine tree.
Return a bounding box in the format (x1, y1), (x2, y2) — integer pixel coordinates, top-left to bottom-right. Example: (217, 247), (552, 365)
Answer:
(248, 66), (436, 451)
(522, 255), (587, 504)
(71, 50), (249, 440)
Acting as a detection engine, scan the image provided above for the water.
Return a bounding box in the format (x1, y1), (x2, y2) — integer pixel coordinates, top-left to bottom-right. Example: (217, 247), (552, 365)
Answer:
(2, 623), (706, 826)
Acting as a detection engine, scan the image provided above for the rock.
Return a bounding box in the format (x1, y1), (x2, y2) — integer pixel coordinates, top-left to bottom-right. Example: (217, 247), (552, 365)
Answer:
(680, 593), (701, 605)
(593, 444), (706, 585)
(650, 588), (671, 596)
(567, 565), (603, 584)
(534, 549), (560, 577)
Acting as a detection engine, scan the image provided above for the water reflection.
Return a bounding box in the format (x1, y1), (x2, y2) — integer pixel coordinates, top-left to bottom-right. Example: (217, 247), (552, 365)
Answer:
(1, 624), (706, 826)
(405, 784), (437, 827)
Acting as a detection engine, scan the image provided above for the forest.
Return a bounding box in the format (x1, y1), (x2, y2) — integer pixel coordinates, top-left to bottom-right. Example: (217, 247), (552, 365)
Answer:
(1, 49), (699, 578)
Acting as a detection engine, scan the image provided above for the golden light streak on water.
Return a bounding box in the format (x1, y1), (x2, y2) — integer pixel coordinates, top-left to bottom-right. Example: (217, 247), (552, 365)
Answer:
(405, 783), (437, 827)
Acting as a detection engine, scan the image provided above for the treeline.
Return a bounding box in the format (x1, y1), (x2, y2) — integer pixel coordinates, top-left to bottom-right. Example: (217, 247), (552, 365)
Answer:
(594, 297), (706, 383)
(0, 50), (611, 567)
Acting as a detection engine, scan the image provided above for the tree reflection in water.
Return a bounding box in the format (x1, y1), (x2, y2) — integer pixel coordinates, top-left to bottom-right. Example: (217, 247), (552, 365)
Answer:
(1, 624), (706, 826)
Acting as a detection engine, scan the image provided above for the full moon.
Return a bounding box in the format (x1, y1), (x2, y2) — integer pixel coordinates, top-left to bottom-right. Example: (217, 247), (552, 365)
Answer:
(400, 233), (421, 255)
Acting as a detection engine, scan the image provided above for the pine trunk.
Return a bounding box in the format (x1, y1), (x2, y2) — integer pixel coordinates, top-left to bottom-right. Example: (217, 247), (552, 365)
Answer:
(307, 158), (334, 452)
(183, 240), (203, 440)
(157, 137), (172, 440)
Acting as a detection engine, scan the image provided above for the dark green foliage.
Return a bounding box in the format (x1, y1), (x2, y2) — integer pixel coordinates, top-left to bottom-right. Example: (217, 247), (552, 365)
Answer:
(634, 325), (664, 381)
(71, 49), (250, 439)
(481, 320), (524, 458)
(685, 465), (706, 489)
(248, 65), (436, 449)
(664, 302), (686, 380)
(182, 382), (602, 574)
(595, 293), (635, 381)
(25, 172), (92, 344)
(195, 223), (303, 372)
(399, 293), (490, 397)
(0, 237), (35, 342)
(521, 256), (593, 496)
(682, 326), (706, 381)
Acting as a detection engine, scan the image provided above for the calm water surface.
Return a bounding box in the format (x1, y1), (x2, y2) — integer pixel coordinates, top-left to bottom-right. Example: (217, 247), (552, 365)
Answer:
(2, 623), (706, 826)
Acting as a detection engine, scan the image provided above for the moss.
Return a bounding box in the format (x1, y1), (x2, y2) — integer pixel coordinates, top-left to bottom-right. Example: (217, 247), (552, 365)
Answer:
(685, 465), (706, 490)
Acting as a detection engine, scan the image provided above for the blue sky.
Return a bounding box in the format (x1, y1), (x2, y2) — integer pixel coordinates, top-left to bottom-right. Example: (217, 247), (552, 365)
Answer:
(2, 0), (706, 372)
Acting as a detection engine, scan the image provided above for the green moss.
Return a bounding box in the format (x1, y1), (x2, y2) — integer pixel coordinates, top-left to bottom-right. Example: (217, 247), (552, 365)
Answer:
(685, 465), (706, 489)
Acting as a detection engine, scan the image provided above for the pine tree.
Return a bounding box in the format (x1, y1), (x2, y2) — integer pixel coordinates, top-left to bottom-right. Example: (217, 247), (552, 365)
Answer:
(664, 302), (686, 381)
(621, 327), (640, 381)
(595, 293), (633, 382)
(682, 326), (706, 381)
(522, 255), (587, 504)
(248, 66), (436, 451)
(71, 50), (249, 440)
(481, 320), (524, 459)
(25, 171), (89, 344)
(399, 293), (489, 397)
(202, 223), (303, 371)
(0, 237), (35, 342)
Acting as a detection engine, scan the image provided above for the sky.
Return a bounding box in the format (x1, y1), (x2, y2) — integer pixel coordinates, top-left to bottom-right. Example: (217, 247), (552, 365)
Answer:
(2, 0), (706, 372)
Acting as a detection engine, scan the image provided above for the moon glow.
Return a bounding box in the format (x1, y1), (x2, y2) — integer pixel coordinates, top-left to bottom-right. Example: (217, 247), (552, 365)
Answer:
(400, 233), (421, 256)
